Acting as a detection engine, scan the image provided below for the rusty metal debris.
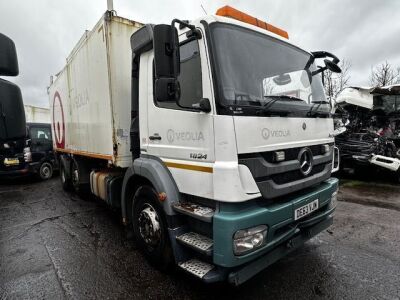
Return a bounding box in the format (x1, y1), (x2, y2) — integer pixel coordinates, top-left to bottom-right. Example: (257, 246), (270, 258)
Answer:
(334, 85), (400, 174)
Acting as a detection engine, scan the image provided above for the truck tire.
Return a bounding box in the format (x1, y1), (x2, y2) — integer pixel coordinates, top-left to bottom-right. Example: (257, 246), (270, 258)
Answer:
(60, 162), (72, 191)
(132, 186), (174, 271)
(38, 162), (53, 180)
(71, 159), (89, 195)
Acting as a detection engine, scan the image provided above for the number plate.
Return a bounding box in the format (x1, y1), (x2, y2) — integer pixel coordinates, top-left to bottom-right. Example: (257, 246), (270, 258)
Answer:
(4, 158), (19, 166)
(294, 199), (319, 220)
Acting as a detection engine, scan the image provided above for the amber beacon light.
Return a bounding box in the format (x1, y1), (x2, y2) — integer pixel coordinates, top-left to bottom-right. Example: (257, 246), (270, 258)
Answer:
(216, 6), (289, 39)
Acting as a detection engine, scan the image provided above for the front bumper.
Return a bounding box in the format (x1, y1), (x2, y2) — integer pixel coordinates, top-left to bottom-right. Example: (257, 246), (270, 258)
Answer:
(0, 166), (29, 176)
(228, 215), (333, 285)
(0, 161), (43, 177)
(213, 178), (338, 273)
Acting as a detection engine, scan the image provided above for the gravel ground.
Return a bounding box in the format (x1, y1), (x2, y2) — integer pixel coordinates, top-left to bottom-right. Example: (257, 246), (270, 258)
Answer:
(0, 176), (399, 299)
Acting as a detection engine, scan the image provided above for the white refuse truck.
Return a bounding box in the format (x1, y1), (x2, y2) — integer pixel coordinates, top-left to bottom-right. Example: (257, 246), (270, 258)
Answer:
(49, 6), (340, 284)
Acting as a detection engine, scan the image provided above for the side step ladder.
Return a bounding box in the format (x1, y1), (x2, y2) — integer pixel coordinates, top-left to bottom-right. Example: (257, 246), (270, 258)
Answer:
(178, 259), (225, 283)
(172, 201), (215, 222)
(176, 232), (213, 256)
(179, 259), (214, 278)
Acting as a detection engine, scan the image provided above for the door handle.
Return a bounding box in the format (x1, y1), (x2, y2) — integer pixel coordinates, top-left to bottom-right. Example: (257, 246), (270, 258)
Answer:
(149, 134), (162, 141)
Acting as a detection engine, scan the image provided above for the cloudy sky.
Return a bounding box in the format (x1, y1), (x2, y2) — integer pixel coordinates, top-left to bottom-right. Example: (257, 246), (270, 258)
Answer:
(1, 0), (400, 108)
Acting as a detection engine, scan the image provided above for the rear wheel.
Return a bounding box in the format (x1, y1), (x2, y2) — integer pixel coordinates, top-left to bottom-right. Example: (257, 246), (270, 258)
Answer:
(71, 159), (89, 195)
(132, 186), (174, 271)
(60, 161), (72, 191)
(38, 162), (53, 180)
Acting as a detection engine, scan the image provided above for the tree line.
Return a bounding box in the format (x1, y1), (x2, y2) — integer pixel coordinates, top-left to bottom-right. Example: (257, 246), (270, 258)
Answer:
(322, 60), (400, 99)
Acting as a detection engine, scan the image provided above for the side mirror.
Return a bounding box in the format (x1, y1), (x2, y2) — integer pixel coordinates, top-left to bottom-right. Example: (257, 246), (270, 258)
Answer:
(0, 80), (26, 141)
(153, 24), (180, 102)
(0, 33), (26, 141)
(311, 51), (342, 76)
(324, 59), (342, 73)
(0, 33), (19, 76)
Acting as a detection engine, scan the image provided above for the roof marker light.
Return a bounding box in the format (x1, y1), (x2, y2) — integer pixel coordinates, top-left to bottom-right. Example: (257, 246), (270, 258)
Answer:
(216, 6), (289, 39)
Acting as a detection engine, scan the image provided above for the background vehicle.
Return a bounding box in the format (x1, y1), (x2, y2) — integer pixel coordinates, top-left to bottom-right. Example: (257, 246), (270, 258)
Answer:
(0, 33), (26, 170)
(334, 85), (400, 175)
(49, 6), (340, 284)
(0, 122), (56, 179)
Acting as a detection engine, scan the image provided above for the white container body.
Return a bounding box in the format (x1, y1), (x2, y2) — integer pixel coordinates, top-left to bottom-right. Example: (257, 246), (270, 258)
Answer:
(48, 14), (142, 167)
(24, 105), (50, 123)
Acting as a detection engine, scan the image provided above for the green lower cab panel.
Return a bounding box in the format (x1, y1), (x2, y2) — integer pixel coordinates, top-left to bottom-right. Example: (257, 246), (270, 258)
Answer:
(213, 178), (338, 267)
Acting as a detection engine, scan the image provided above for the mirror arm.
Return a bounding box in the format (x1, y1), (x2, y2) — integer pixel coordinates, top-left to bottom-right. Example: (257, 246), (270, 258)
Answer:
(172, 19), (195, 32)
(179, 35), (198, 47)
(312, 66), (327, 76)
(311, 51), (340, 64)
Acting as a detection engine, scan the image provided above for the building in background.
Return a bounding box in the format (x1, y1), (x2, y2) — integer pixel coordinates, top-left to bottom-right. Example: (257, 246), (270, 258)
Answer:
(24, 105), (50, 123)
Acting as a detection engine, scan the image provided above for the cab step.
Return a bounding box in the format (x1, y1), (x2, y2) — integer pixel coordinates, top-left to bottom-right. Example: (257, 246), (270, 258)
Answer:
(172, 202), (214, 222)
(178, 259), (214, 279)
(176, 232), (213, 256)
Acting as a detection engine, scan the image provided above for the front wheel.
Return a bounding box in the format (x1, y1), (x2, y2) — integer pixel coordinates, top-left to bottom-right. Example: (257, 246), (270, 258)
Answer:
(38, 162), (53, 180)
(132, 186), (174, 271)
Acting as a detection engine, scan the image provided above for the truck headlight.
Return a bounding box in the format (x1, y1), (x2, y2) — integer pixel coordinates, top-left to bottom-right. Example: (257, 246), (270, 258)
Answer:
(328, 190), (338, 210)
(233, 225), (268, 255)
(23, 147), (32, 162)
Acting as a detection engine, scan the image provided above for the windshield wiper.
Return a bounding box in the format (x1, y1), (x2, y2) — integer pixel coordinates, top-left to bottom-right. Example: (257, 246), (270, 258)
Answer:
(307, 101), (331, 117)
(257, 95), (303, 115)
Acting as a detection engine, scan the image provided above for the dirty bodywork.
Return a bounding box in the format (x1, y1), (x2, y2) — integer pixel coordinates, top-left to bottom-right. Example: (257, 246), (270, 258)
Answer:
(334, 85), (400, 173)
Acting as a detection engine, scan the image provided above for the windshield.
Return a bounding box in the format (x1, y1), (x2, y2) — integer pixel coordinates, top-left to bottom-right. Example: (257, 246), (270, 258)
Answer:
(210, 23), (329, 117)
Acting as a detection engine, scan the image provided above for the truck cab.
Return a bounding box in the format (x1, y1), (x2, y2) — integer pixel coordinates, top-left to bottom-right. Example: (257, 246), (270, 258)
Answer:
(126, 9), (339, 284)
(50, 7), (340, 285)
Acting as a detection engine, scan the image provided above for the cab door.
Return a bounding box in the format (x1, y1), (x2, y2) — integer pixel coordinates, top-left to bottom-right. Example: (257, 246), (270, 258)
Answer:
(146, 31), (215, 198)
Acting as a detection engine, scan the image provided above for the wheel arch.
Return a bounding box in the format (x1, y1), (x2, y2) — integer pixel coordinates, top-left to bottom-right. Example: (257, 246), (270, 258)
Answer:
(121, 155), (181, 225)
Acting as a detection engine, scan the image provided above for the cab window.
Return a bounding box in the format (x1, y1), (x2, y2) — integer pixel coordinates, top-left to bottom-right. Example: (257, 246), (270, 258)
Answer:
(30, 127), (52, 141)
(154, 39), (203, 110)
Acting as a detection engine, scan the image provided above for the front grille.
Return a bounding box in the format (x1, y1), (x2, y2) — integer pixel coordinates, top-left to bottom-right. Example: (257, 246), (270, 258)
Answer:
(238, 145), (333, 199)
(240, 144), (330, 163)
(270, 164), (326, 185)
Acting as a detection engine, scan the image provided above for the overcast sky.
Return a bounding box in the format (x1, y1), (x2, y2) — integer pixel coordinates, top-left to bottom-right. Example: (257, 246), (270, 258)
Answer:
(1, 0), (400, 108)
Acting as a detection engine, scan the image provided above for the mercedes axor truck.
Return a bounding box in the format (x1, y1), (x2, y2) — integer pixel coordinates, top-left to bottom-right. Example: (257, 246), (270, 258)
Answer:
(49, 6), (341, 284)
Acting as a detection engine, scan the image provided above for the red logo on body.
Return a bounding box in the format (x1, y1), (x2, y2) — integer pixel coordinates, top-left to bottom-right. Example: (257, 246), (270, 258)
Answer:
(52, 91), (65, 149)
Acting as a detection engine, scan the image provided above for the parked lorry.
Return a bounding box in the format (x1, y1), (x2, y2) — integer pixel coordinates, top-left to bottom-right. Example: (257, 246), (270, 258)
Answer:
(0, 33), (54, 180)
(334, 85), (400, 176)
(49, 6), (340, 284)
(0, 72), (57, 180)
(0, 33), (36, 178)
